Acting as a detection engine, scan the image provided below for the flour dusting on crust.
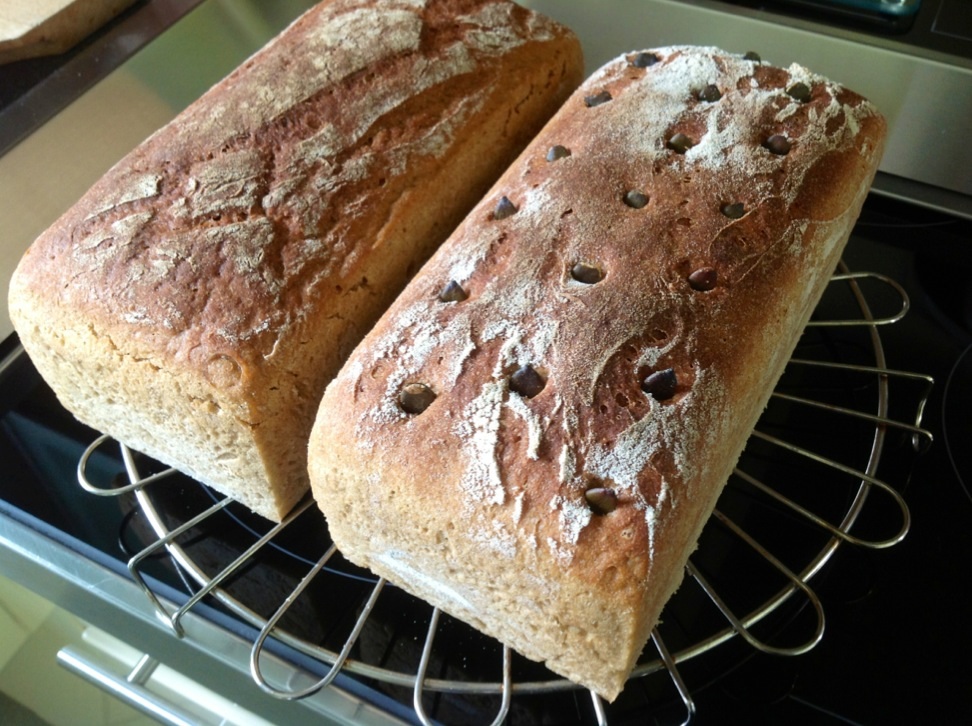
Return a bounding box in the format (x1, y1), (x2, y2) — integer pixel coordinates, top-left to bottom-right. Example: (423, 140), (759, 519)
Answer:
(340, 45), (882, 569)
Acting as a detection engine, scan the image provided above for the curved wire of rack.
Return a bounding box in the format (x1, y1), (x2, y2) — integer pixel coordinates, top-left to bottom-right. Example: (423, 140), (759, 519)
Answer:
(76, 264), (934, 725)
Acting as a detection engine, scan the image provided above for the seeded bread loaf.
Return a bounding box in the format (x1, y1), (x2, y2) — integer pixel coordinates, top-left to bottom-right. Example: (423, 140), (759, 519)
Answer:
(7, 0), (583, 521)
(308, 46), (886, 699)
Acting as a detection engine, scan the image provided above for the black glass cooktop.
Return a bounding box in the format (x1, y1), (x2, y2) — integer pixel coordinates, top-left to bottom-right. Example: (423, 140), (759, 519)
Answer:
(2, 194), (971, 724)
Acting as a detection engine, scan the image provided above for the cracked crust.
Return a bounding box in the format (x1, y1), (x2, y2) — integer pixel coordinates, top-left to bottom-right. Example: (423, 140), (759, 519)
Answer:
(7, 0), (583, 521)
(308, 46), (886, 698)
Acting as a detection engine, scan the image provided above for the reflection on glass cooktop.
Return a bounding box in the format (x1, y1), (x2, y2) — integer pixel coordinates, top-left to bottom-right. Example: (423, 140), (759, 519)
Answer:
(726, 0), (972, 58)
(794, 0), (921, 17)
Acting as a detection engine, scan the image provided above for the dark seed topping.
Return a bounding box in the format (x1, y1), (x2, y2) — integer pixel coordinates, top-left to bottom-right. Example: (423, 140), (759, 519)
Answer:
(787, 82), (812, 102)
(763, 134), (792, 156)
(437, 280), (468, 303)
(585, 487), (618, 515)
(688, 267), (718, 291)
(699, 84), (722, 102)
(399, 383), (436, 414)
(720, 202), (745, 219)
(630, 51), (660, 68)
(571, 262), (604, 284)
(493, 195), (518, 220)
(509, 365), (546, 398)
(667, 133), (694, 154)
(743, 51), (762, 63)
(623, 190), (649, 209)
(642, 368), (678, 401)
(584, 90), (613, 107)
(546, 145), (571, 162)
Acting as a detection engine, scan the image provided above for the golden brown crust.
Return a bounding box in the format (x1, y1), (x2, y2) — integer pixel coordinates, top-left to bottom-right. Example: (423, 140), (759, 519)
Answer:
(8, 0), (583, 521)
(309, 46), (886, 698)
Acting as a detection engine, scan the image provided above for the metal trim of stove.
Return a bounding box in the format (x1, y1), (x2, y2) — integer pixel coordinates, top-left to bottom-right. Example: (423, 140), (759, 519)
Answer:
(0, 500), (416, 726)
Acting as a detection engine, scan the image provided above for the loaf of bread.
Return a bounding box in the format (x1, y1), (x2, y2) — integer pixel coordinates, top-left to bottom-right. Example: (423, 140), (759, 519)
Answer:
(7, 0), (583, 521)
(308, 46), (886, 699)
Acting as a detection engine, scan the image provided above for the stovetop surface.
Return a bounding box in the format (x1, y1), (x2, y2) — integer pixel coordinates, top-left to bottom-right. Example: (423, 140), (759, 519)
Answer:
(2, 195), (971, 724)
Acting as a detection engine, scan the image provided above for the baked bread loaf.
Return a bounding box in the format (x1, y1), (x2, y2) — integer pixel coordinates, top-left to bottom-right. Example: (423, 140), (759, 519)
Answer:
(308, 46), (886, 699)
(7, 0), (583, 521)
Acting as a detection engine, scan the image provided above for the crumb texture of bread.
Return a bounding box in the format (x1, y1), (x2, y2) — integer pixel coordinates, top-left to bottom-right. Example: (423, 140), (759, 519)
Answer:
(7, 0), (584, 521)
(308, 46), (886, 698)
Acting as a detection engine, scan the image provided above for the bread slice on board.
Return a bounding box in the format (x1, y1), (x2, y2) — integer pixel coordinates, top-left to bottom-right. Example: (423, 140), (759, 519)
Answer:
(0, 0), (136, 64)
(308, 46), (886, 699)
(8, 0), (583, 521)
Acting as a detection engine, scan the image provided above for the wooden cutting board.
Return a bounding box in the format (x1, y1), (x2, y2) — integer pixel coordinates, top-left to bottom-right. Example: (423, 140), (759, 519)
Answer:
(0, 0), (137, 65)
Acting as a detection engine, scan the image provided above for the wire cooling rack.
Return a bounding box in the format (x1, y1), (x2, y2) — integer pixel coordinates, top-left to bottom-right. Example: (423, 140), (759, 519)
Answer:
(76, 262), (934, 726)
